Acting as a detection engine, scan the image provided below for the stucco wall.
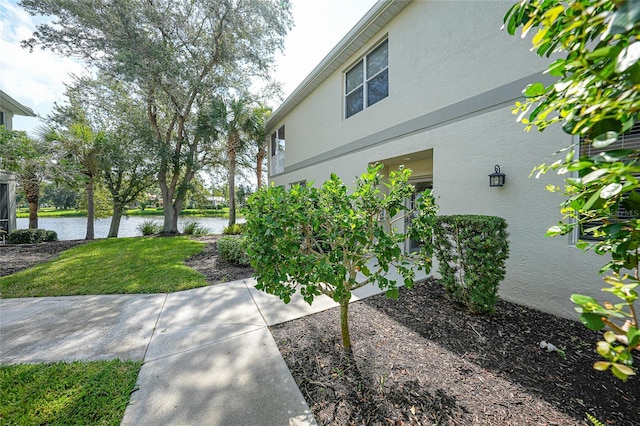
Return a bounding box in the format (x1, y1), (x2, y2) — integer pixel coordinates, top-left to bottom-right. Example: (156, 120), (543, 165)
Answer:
(273, 0), (554, 170)
(269, 0), (605, 319)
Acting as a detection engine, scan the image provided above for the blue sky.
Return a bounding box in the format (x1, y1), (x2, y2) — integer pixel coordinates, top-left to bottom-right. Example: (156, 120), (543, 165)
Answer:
(0, 0), (377, 135)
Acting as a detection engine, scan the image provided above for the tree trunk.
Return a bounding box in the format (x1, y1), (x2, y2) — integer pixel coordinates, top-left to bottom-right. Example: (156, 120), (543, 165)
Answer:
(162, 203), (181, 234)
(158, 174), (180, 234)
(85, 176), (95, 240)
(27, 201), (38, 229)
(256, 149), (265, 188)
(21, 172), (40, 229)
(228, 148), (236, 227)
(340, 298), (352, 350)
(108, 201), (124, 238)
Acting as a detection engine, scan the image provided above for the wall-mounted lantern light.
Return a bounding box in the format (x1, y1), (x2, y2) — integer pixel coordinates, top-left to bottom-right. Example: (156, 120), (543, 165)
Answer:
(488, 165), (505, 187)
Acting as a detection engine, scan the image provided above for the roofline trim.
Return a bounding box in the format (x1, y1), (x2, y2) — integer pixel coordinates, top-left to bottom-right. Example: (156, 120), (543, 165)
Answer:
(0, 90), (36, 117)
(267, 0), (411, 131)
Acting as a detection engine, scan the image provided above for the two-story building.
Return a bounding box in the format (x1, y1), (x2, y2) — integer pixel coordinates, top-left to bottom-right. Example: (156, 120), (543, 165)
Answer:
(0, 90), (37, 238)
(266, 0), (606, 319)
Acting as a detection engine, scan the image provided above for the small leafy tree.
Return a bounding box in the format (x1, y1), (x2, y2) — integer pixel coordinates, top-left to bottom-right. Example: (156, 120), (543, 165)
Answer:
(504, 0), (640, 380)
(245, 164), (438, 350)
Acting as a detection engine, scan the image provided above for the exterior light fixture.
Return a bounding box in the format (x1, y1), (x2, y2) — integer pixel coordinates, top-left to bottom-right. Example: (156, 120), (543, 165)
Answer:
(488, 165), (505, 187)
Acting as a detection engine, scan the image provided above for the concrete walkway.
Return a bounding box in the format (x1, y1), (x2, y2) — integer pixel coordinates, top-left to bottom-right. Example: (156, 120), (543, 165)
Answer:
(0, 276), (408, 425)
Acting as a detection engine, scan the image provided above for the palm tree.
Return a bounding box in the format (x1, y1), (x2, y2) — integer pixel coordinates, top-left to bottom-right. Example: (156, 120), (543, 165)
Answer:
(247, 105), (271, 189)
(48, 123), (105, 240)
(198, 97), (259, 227)
(0, 127), (50, 229)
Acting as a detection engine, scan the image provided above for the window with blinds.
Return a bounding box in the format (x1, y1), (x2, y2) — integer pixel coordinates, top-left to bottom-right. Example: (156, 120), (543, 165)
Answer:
(579, 124), (640, 240)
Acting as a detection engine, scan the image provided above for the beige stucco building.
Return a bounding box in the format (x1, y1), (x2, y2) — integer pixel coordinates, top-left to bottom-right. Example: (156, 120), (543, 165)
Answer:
(266, 0), (604, 319)
(0, 90), (37, 236)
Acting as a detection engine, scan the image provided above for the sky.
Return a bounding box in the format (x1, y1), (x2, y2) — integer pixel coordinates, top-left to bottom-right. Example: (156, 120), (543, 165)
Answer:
(0, 0), (377, 136)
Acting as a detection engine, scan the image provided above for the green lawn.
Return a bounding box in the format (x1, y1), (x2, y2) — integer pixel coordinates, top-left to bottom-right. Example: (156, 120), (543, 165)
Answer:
(0, 360), (141, 426)
(0, 236), (207, 297)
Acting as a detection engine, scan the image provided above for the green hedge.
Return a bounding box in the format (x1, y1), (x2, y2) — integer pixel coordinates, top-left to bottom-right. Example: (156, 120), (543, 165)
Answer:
(217, 235), (250, 266)
(7, 229), (58, 244)
(433, 215), (509, 314)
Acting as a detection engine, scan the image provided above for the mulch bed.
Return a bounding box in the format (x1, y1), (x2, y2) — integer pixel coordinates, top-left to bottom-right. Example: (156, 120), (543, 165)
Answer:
(0, 240), (88, 277)
(3, 239), (638, 424)
(271, 279), (640, 425)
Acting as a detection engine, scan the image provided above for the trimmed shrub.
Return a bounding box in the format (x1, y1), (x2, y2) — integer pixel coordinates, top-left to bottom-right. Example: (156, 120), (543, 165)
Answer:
(44, 230), (58, 242)
(182, 220), (210, 235)
(137, 220), (162, 236)
(217, 235), (250, 266)
(222, 223), (246, 235)
(433, 215), (509, 314)
(7, 229), (58, 244)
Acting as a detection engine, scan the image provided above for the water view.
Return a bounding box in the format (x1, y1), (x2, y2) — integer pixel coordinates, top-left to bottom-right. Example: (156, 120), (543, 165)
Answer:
(16, 216), (235, 241)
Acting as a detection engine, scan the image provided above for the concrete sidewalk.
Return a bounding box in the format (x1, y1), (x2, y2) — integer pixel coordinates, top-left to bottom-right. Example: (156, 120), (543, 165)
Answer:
(0, 276), (416, 425)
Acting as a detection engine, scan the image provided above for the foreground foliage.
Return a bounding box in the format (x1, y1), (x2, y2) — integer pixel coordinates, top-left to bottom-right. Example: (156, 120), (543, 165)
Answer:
(0, 237), (206, 297)
(245, 164), (438, 349)
(505, 0), (639, 380)
(0, 360), (141, 426)
(433, 215), (509, 314)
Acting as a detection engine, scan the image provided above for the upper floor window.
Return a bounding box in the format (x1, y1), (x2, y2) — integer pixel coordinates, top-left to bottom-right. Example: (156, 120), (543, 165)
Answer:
(270, 125), (285, 175)
(345, 39), (388, 119)
(271, 125), (285, 156)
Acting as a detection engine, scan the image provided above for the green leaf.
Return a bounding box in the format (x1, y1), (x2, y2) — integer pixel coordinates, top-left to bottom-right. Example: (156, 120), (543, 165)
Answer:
(627, 327), (640, 348)
(616, 42), (640, 73)
(578, 313), (606, 331)
(593, 361), (611, 371)
(386, 287), (399, 299)
(600, 183), (623, 200)
(592, 131), (619, 149)
(523, 82), (546, 98)
(611, 362), (636, 377)
(596, 340), (611, 356)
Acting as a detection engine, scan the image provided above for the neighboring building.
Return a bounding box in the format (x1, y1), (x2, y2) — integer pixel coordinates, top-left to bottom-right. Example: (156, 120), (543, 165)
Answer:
(0, 90), (37, 237)
(266, 0), (605, 319)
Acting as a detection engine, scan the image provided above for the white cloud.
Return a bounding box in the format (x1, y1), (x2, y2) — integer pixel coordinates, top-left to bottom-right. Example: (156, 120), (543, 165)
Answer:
(0, 0), (85, 135)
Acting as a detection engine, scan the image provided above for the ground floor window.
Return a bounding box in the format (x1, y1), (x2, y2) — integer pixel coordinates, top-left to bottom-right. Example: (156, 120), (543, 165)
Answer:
(579, 125), (640, 240)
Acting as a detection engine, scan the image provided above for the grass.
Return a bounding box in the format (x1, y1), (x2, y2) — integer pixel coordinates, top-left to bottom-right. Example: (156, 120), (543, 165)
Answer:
(17, 207), (86, 218)
(0, 360), (141, 425)
(17, 207), (232, 218)
(0, 236), (207, 297)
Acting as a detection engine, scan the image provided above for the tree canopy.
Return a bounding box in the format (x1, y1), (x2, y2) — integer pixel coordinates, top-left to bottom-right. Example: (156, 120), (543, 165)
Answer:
(20, 0), (293, 232)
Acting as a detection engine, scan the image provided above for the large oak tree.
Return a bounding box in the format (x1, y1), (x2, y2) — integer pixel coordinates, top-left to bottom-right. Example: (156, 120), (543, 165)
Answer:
(20, 0), (292, 233)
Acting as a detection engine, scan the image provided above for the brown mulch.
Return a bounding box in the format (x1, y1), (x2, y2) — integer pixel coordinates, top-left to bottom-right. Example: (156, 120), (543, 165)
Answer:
(184, 235), (255, 283)
(271, 279), (640, 425)
(0, 239), (88, 277)
(2, 239), (638, 424)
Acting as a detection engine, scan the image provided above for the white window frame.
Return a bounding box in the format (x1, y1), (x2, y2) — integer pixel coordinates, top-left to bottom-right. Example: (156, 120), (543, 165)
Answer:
(345, 38), (388, 119)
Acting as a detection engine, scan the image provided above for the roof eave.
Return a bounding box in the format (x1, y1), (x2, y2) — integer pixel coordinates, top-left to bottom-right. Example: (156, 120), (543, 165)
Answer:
(0, 90), (37, 117)
(267, 0), (411, 132)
